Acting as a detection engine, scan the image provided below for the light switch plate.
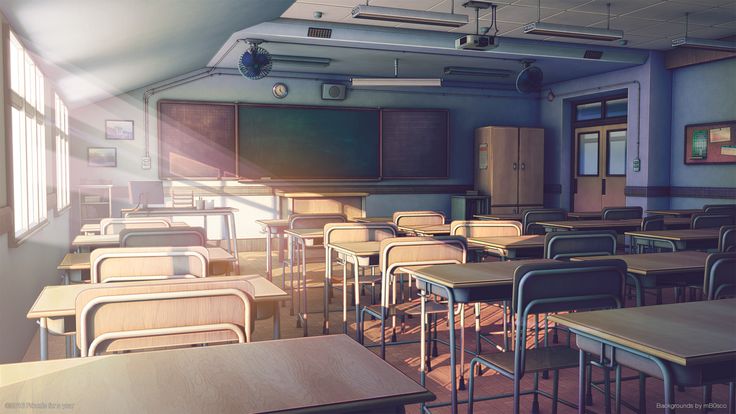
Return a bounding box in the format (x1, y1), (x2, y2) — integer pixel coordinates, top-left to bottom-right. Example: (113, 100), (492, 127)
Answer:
(633, 157), (640, 172)
(141, 156), (151, 170)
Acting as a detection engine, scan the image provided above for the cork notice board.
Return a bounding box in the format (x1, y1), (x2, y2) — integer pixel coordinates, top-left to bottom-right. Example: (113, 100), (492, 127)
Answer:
(684, 121), (736, 165)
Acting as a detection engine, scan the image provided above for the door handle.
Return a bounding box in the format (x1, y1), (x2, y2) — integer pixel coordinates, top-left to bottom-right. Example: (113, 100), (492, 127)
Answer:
(602, 179), (607, 196)
(512, 162), (518, 170)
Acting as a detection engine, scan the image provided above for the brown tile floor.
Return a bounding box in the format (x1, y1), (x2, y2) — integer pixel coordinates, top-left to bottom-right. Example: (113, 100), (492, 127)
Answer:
(24, 252), (732, 413)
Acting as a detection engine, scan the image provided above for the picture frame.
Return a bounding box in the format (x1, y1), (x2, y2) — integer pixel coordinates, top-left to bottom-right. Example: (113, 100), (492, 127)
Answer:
(684, 121), (736, 165)
(105, 120), (134, 140)
(87, 147), (117, 167)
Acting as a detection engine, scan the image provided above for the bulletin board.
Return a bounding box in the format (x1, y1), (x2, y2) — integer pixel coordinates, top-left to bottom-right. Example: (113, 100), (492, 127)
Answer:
(684, 121), (736, 165)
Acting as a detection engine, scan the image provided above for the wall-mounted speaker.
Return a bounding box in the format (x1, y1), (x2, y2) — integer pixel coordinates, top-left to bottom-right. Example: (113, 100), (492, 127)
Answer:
(322, 83), (346, 100)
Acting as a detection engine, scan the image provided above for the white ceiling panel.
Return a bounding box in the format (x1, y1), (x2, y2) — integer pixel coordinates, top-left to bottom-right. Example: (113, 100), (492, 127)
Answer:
(571, 0), (665, 16)
(512, 0), (595, 10)
(629, 20), (704, 36)
(495, 5), (562, 23)
(668, 0), (736, 7)
(624, 1), (711, 21)
(670, 6), (736, 25)
(542, 10), (613, 25)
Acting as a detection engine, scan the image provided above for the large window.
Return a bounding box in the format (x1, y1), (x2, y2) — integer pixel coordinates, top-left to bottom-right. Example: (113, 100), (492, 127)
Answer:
(55, 94), (70, 211)
(9, 31), (47, 238)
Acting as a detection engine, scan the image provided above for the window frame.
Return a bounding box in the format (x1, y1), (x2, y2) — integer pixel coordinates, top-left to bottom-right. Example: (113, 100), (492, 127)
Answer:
(576, 131), (600, 177)
(606, 128), (627, 177)
(54, 92), (70, 214)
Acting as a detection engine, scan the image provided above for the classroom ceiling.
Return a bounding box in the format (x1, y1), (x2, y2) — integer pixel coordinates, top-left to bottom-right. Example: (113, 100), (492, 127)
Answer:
(0, 0), (294, 105)
(283, 0), (736, 50)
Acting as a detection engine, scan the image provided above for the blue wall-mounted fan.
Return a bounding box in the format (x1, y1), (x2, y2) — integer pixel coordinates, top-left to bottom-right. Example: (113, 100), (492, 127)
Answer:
(238, 41), (272, 80)
(516, 62), (543, 94)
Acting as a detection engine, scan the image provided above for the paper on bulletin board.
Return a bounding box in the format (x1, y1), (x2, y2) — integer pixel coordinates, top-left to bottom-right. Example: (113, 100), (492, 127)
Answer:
(710, 127), (731, 143)
(721, 146), (736, 156)
(691, 129), (708, 159)
(479, 143), (488, 170)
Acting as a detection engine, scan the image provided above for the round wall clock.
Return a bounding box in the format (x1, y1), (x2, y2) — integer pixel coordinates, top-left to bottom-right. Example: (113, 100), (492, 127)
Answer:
(272, 82), (288, 99)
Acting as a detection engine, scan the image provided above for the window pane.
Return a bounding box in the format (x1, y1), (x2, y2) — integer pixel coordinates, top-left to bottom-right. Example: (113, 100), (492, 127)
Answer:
(606, 98), (627, 118)
(607, 130), (626, 175)
(578, 132), (599, 176)
(576, 102), (601, 121)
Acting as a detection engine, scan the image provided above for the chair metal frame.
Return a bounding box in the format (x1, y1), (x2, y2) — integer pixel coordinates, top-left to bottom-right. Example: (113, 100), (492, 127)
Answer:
(704, 252), (736, 300)
(392, 210), (446, 227)
(100, 217), (172, 235)
(119, 227), (207, 247)
(691, 213), (734, 230)
(544, 230), (618, 260)
(91, 247), (209, 283)
(522, 209), (567, 235)
(719, 225), (736, 253)
(601, 206), (643, 220)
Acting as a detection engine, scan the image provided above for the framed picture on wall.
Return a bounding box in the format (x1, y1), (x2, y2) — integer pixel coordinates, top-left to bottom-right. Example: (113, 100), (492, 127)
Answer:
(88, 147), (117, 167)
(105, 120), (134, 140)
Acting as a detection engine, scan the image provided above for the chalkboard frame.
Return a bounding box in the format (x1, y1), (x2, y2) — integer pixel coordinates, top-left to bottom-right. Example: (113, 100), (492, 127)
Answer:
(237, 103), (382, 181)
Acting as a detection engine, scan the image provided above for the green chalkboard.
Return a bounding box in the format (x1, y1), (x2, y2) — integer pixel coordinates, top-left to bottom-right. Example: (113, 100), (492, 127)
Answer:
(238, 105), (380, 179)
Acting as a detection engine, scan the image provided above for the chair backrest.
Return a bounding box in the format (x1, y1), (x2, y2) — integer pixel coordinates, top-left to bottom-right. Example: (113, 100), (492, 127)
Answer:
(522, 208), (567, 235)
(511, 260), (626, 375)
(119, 227), (207, 247)
(719, 225), (736, 252)
(703, 204), (736, 215)
(100, 217), (172, 235)
(703, 252), (736, 300)
(324, 222), (398, 244)
(90, 246), (209, 283)
(690, 213), (735, 230)
(641, 215), (665, 231)
(392, 211), (445, 227)
(601, 206), (643, 220)
(379, 236), (466, 307)
(289, 213), (347, 230)
(450, 220), (522, 238)
(75, 276), (255, 356)
(544, 230), (617, 260)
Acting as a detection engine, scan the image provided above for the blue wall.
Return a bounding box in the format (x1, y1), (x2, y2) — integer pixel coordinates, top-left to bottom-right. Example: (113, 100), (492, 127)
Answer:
(669, 58), (736, 208)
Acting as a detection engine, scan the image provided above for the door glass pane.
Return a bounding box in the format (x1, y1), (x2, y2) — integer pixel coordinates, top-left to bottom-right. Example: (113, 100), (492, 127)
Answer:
(578, 132), (599, 176)
(606, 98), (627, 118)
(607, 130), (626, 176)
(576, 102), (602, 121)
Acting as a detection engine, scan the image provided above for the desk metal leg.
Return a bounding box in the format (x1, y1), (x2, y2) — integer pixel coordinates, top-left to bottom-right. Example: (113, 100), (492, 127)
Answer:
(301, 238), (309, 337)
(419, 290), (428, 412)
(265, 229), (272, 281)
(343, 261), (349, 334)
(354, 255), (361, 340)
(229, 213), (240, 273)
(273, 301), (281, 339)
(39, 318), (48, 361)
(323, 246), (331, 335)
(447, 294), (458, 414)
(578, 350), (586, 414)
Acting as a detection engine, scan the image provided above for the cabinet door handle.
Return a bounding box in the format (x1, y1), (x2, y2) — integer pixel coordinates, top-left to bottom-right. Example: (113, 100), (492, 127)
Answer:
(512, 162), (518, 170)
(520, 162), (526, 170)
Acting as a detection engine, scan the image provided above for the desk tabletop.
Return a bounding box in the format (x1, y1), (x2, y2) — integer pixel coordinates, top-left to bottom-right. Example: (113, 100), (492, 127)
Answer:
(27, 275), (287, 319)
(276, 191), (370, 197)
(398, 223), (451, 235)
(646, 209), (702, 217)
(468, 235), (545, 250)
(353, 217), (393, 223)
(58, 247), (236, 271)
(474, 214), (522, 221)
(571, 250), (708, 275)
(71, 234), (119, 248)
(538, 218), (689, 230)
(123, 207), (238, 215)
(625, 228), (720, 241)
(0, 335), (433, 413)
(80, 222), (190, 235)
(550, 299), (736, 366)
(567, 211), (602, 220)
(400, 259), (556, 289)
(284, 228), (324, 239)
(329, 241), (381, 257)
(255, 219), (289, 229)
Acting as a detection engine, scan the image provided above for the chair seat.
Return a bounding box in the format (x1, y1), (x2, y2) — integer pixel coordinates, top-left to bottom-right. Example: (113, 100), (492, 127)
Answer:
(364, 300), (447, 318)
(478, 346), (580, 375)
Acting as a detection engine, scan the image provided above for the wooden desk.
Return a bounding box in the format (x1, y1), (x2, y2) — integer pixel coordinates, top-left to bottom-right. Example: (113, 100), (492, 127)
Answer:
(538, 218), (690, 233)
(284, 228), (325, 337)
(0, 335), (434, 414)
(646, 208), (702, 217)
(550, 300), (736, 414)
(79, 221), (189, 235)
(71, 234), (119, 251)
(467, 235), (545, 259)
(572, 251), (708, 306)
(276, 191), (368, 220)
(27, 275), (288, 360)
(353, 216), (393, 223)
(625, 228), (720, 251)
(255, 219), (289, 282)
(568, 211), (602, 220)
(400, 259), (556, 414)
(58, 247), (237, 283)
(325, 241), (382, 335)
(474, 213), (522, 221)
(398, 223), (451, 236)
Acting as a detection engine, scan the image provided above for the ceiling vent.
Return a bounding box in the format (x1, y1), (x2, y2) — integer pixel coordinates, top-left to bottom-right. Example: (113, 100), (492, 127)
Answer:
(307, 27), (332, 38)
(583, 50), (604, 59)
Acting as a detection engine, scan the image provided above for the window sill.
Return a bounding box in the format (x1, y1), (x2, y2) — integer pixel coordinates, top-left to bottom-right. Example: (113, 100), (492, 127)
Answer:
(10, 219), (49, 248)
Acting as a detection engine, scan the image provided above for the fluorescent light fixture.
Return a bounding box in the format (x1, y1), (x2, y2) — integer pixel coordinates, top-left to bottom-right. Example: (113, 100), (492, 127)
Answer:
(271, 55), (331, 66)
(523, 22), (623, 41)
(351, 78), (442, 87)
(351, 5), (468, 28)
(444, 66), (513, 78)
(672, 37), (736, 52)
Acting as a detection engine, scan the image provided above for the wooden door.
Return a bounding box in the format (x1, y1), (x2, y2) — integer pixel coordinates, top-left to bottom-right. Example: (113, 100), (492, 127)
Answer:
(573, 124), (627, 212)
(518, 128), (544, 206)
(489, 127), (519, 208)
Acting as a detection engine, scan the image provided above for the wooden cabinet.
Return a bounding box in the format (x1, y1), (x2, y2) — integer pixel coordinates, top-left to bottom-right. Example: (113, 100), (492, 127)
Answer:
(474, 126), (544, 214)
(78, 184), (113, 224)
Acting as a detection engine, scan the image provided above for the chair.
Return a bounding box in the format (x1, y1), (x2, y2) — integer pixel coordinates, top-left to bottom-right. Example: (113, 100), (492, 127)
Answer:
(467, 259), (626, 414)
(119, 227), (207, 247)
(76, 277), (255, 357)
(451, 220), (523, 261)
(90, 246), (209, 283)
(323, 222), (398, 333)
(641, 215), (665, 231)
(719, 225), (736, 252)
(392, 210), (445, 227)
(703, 252), (736, 300)
(691, 213), (735, 230)
(522, 209), (567, 235)
(359, 236), (467, 359)
(544, 230), (617, 260)
(703, 204), (736, 215)
(100, 217), (172, 235)
(601, 206), (643, 220)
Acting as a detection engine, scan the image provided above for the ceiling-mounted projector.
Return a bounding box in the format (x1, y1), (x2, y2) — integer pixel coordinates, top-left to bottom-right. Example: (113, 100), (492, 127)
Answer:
(456, 34), (497, 50)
